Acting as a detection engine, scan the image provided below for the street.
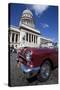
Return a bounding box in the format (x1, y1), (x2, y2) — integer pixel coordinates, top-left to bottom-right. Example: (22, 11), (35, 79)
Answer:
(9, 53), (58, 86)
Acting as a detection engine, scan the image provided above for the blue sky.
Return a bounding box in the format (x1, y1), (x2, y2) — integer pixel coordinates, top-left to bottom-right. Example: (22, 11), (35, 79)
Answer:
(9, 3), (58, 43)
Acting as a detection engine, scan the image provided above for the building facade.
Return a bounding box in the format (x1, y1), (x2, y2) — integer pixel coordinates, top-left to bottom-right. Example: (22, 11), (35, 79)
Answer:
(9, 9), (53, 49)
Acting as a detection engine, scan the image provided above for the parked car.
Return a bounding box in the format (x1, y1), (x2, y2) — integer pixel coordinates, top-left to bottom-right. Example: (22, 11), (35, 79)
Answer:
(16, 47), (58, 82)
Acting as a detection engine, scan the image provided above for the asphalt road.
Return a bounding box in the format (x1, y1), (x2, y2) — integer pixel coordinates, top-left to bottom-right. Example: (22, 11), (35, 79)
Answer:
(9, 53), (58, 87)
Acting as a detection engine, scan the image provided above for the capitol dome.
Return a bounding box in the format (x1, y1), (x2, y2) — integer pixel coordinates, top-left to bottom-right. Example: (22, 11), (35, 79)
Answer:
(22, 9), (33, 16)
(20, 9), (35, 28)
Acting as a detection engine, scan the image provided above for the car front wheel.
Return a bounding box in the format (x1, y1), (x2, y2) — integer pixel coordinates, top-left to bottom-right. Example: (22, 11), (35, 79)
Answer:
(37, 60), (51, 82)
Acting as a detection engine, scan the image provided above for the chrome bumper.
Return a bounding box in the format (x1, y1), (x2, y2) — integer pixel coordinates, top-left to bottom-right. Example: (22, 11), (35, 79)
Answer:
(20, 63), (40, 78)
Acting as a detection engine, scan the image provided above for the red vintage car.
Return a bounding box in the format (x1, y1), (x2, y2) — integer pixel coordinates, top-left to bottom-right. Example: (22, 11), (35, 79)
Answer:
(16, 47), (58, 81)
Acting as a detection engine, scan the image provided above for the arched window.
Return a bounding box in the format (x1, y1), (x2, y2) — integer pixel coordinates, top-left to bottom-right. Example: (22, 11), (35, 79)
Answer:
(36, 36), (37, 44)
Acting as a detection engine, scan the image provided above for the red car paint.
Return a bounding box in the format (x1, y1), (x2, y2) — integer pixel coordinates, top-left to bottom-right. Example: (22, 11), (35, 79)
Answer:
(17, 47), (58, 68)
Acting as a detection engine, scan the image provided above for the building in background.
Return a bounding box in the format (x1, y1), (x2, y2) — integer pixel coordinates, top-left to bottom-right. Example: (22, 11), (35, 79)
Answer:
(9, 9), (53, 49)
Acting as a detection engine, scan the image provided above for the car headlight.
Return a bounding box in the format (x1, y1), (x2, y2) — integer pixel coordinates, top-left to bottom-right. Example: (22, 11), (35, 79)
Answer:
(25, 51), (32, 62)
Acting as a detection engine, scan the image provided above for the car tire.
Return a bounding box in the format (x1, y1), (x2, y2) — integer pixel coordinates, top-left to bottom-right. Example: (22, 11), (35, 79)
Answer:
(37, 60), (52, 82)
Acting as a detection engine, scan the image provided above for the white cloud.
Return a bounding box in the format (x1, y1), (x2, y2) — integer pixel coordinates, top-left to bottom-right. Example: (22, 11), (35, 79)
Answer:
(40, 23), (49, 29)
(32, 5), (48, 15)
(43, 23), (49, 28)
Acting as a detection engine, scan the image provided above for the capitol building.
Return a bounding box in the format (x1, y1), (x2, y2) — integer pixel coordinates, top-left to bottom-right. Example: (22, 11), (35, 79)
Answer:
(9, 9), (53, 49)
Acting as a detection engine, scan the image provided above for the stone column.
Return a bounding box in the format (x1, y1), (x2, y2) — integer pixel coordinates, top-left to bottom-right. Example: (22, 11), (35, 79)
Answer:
(18, 34), (20, 47)
(18, 34), (20, 43)
(36, 36), (37, 44)
(25, 33), (26, 42)
(35, 35), (36, 44)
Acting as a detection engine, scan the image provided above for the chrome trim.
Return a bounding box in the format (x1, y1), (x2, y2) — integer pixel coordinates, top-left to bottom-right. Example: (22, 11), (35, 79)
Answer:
(20, 63), (40, 73)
